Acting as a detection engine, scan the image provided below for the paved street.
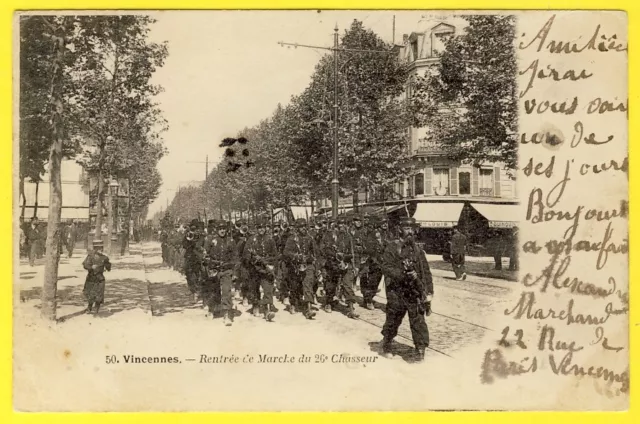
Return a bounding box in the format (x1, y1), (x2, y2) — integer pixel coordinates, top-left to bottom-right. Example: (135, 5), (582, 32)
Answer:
(15, 241), (519, 411)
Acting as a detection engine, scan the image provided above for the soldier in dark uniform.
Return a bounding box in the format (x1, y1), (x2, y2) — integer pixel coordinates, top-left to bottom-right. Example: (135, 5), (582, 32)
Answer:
(321, 218), (340, 313)
(82, 239), (112, 315)
(362, 216), (388, 310)
(312, 218), (327, 304)
(283, 218), (317, 319)
(244, 218), (278, 321)
(233, 219), (251, 307)
(183, 219), (205, 303)
(201, 219), (218, 313)
(327, 217), (360, 318)
(204, 220), (238, 326)
(278, 221), (293, 305)
(450, 225), (467, 280)
(380, 216), (433, 362)
(349, 214), (369, 295)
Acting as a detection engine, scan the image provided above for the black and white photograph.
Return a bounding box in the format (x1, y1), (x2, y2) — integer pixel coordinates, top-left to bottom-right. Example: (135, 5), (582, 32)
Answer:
(13, 10), (628, 411)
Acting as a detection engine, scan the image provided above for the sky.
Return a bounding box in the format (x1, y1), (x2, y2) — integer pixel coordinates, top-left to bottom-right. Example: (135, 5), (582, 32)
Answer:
(146, 10), (463, 216)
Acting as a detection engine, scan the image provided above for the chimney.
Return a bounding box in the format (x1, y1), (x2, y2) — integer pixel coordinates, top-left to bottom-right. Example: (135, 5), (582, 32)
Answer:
(403, 34), (408, 44)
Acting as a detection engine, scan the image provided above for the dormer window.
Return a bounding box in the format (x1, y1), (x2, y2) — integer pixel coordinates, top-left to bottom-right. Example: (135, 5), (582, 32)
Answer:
(430, 23), (455, 57)
(411, 40), (419, 61)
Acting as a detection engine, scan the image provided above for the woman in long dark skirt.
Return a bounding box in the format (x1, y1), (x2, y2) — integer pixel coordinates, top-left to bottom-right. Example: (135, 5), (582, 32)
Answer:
(83, 239), (111, 314)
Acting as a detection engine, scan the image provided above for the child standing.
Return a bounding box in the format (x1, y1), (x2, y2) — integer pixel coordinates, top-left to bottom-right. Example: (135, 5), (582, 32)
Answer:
(82, 239), (111, 314)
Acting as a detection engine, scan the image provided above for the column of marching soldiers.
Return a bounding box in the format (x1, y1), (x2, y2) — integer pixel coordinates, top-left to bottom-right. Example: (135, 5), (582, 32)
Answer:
(159, 213), (434, 361)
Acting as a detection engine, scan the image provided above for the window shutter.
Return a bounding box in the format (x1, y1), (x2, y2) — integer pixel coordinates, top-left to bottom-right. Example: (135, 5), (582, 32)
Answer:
(424, 165), (433, 195)
(472, 166), (479, 196)
(450, 166), (458, 195)
(494, 166), (501, 197)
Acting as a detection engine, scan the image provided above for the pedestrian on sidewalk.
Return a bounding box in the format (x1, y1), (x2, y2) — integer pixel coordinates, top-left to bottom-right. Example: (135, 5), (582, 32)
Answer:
(450, 226), (467, 281)
(82, 239), (112, 315)
(26, 217), (41, 267)
(67, 221), (78, 258)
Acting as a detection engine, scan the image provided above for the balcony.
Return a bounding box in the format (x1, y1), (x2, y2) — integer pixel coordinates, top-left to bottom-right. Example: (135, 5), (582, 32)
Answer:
(413, 143), (447, 157)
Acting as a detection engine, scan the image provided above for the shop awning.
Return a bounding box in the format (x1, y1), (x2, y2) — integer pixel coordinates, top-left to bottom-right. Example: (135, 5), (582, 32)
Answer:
(413, 203), (464, 228)
(290, 206), (313, 220)
(22, 206), (90, 221)
(470, 203), (519, 228)
(382, 204), (407, 215)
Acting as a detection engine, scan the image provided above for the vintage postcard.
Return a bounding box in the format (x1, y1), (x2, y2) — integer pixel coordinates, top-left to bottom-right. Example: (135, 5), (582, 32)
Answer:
(13, 10), (628, 411)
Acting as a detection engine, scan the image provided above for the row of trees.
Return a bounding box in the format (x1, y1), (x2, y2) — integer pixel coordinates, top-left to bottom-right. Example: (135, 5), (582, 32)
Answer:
(20, 15), (168, 320)
(160, 16), (517, 225)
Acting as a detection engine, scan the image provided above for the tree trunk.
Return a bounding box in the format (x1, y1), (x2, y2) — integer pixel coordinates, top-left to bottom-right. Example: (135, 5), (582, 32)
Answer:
(41, 18), (66, 321)
(95, 171), (104, 240)
(106, 186), (113, 254)
(33, 179), (40, 218)
(19, 176), (26, 221)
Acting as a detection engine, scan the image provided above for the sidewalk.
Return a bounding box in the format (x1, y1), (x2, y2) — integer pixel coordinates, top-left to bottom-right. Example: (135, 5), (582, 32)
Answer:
(17, 243), (151, 322)
(426, 254), (518, 282)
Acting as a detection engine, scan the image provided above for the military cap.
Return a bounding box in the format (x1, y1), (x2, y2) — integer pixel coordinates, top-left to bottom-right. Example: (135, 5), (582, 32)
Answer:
(295, 218), (307, 227)
(218, 220), (230, 229)
(256, 218), (268, 228)
(207, 219), (216, 227)
(190, 219), (199, 227)
(336, 217), (346, 225)
(236, 219), (246, 227)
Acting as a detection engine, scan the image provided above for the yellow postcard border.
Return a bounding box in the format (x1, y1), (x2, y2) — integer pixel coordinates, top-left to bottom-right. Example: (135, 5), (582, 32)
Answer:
(1, 1), (636, 423)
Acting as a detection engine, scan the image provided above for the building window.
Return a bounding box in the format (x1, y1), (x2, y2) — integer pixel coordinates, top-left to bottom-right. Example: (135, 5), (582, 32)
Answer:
(432, 168), (449, 195)
(459, 171), (471, 195)
(414, 173), (424, 196)
(411, 40), (419, 61)
(479, 168), (494, 196)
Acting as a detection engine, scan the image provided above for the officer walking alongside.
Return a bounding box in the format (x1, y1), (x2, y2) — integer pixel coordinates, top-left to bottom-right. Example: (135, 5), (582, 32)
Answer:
(380, 216), (433, 362)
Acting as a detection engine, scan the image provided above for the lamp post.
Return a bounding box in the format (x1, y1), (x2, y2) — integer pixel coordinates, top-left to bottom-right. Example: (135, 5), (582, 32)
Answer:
(331, 24), (339, 220)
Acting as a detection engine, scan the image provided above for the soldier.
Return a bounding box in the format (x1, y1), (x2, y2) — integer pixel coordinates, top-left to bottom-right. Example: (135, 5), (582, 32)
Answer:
(349, 214), (369, 293)
(283, 218), (317, 319)
(204, 220), (238, 326)
(201, 219), (218, 312)
(183, 219), (205, 303)
(244, 218), (278, 321)
(233, 219), (251, 306)
(278, 221), (292, 304)
(450, 225), (467, 280)
(321, 218), (341, 313)
(380, 216), (433, 362)
(362, 216), (388, 310)
(312, 219), (327, 304)
(82, 239), (112, 315)
(324, 217), (359, 319)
